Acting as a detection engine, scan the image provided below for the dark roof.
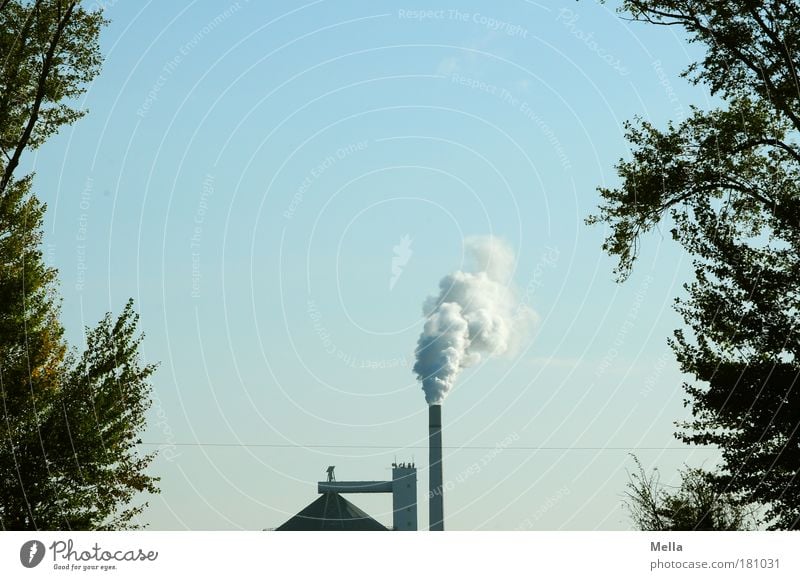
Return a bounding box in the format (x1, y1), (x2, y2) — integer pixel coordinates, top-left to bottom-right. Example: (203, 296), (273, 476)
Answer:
(276, 492), (388, 531)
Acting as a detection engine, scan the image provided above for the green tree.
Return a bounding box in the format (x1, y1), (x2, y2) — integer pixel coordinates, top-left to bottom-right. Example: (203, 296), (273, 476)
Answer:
(39, 302), (159, 530)
(0, 0), (159, 530)
(589, 1), (800, 529)
(624, 456), (755, 531)
(0, 0), (103, 195)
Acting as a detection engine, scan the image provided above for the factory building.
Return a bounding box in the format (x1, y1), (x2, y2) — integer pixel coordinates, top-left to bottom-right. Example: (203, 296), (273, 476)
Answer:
(275, 492), (387, 531)
(276, 463), (417, 531)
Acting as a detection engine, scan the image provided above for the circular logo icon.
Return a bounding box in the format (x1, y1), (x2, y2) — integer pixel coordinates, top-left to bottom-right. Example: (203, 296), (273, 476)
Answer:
(20, 540), (45, 568)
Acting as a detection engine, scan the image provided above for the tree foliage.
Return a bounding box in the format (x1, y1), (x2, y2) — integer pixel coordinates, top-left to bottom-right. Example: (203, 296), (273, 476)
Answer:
(0, 0), (104, 195)
(590, 1), (800, 528)
(624, 456), (755, 531)
(0, 0), (158, 530)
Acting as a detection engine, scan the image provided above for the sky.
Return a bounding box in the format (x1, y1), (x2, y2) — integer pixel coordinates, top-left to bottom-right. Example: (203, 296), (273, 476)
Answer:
(25, 0), (723, 530)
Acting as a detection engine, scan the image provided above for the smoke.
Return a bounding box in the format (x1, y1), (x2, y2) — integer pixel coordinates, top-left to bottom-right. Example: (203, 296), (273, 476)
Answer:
(413, 236), (535, 405)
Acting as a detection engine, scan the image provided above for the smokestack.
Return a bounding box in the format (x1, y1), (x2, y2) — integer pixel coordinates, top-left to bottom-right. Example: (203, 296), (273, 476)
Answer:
(415, 236), (534, 531)
(429, 404), (444, 531)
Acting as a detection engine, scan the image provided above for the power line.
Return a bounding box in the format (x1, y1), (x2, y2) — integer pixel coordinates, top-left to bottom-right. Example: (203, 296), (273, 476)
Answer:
(139, 442), (715, 451)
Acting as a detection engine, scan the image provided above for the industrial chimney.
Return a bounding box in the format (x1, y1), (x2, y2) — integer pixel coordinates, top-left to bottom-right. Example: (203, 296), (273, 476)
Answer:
(429, 404), (444, 530)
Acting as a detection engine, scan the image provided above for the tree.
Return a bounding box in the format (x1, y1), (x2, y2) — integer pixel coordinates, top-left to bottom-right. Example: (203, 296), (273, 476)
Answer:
(0, 0), (103, 196)
(1, 0), (158, 530)
(589, 1), (800, 529)
(624, 456), (755, 531)
(39, 302), (159, 530)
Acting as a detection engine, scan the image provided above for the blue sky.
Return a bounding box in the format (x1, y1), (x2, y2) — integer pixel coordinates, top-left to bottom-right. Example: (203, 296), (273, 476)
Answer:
(27, 0), (722, 530)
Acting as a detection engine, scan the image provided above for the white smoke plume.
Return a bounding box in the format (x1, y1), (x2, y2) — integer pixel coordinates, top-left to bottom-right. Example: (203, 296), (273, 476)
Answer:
(413, 236), (535, 405)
